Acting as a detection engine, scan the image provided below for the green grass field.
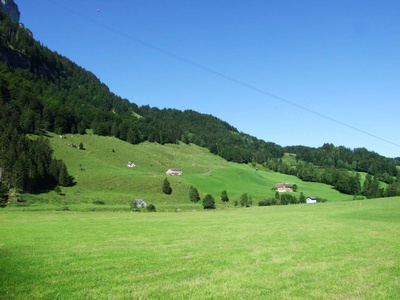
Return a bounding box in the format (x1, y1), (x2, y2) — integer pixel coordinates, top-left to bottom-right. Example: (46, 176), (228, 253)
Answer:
(13, 133), (353, 212)
(1, 197), (399, 299)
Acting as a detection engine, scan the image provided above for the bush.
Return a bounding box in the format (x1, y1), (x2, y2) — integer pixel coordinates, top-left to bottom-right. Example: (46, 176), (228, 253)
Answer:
(258, 199), (272, 206)
(54, 185), (62, 195)
(130, 201), (141, 212)
(93, 200), (105, 205)
(147, 204), (156, 212)
(240, 193), (252, 207)
(189, 186), (200, 202)
(221, 190), (229, 203)
(202, 194), (215, 209)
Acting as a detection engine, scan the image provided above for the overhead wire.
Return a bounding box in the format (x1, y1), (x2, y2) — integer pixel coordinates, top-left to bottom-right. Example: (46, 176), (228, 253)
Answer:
(42, 0), (400, 154)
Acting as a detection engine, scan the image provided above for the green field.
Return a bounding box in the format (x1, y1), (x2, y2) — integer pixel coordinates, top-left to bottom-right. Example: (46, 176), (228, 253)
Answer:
(13, 132), (353, 211)
(1, 198), (399, 299)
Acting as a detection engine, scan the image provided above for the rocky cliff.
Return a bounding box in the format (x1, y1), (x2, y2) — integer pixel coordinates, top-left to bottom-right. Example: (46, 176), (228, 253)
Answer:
(0, 0), (20, 22)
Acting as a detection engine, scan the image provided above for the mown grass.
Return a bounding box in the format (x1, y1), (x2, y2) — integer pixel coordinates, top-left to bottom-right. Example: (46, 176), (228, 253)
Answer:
(14, 132), (353, 211)
(1, 197), (399, 299)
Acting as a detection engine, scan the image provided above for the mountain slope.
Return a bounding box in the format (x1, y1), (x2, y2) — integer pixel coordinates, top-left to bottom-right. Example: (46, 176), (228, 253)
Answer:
(12, 132), (352, 211)
(0, 6), (399, 202)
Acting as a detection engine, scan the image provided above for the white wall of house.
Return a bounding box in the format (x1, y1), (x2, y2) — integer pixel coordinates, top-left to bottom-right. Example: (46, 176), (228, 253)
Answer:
(306, 198), (317, 204)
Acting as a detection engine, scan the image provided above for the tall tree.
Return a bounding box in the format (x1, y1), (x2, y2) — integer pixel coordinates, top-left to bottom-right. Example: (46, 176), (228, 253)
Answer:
(0, 182), (9, 207)
(221, 190), (229, 203)
(299, 192), (306, 203)
(240, 193), (249, 207)
(202, 194), (215, 209)
(162, 178), (172, 195)
(58, 161), (74, 187)
(189, 185), (200, 202)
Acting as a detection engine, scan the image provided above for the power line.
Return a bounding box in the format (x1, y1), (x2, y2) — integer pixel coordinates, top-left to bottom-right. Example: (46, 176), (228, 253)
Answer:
(42, 0), (400, 153)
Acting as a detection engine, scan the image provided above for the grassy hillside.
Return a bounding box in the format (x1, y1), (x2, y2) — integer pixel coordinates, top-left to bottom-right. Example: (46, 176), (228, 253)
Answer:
(1, 197), (399, 299)
(14, 133), (353, 211)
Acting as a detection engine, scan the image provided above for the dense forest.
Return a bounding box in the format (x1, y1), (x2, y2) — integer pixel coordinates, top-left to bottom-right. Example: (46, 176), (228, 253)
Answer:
(0, 10), (399, 198)
(266, 145), (400, 198)
(0, 11), (283, 194)
(284, 144), (397, 182)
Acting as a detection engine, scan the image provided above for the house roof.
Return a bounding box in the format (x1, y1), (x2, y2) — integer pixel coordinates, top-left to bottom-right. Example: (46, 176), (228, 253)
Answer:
(168, 168), (182, 172)
(135, 199), (146, 204)
(276, 183), (293, 188)
(307, 196), (318, 200)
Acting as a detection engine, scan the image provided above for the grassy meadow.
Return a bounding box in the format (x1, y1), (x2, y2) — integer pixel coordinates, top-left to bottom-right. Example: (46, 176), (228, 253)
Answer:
(14, 132), (353, 212)
(1, 198), (399, 299)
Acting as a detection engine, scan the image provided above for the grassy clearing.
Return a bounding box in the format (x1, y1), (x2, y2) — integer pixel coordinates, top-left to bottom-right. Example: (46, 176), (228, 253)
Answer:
(13, 133), (353, 211)
(1, 197), (399, 299)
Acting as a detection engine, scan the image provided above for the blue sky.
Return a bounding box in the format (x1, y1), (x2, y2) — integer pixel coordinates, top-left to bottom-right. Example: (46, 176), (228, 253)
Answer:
(16, 0), (400, 157)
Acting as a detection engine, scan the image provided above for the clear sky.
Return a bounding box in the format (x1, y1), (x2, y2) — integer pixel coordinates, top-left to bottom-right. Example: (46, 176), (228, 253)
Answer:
(16, 0), (400, 158)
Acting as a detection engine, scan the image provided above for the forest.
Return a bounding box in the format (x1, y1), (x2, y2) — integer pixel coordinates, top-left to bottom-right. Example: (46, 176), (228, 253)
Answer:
(0, 10), (399, 199)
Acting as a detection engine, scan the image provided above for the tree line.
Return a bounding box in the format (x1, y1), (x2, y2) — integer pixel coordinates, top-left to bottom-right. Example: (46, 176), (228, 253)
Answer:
(1, 12), (399, 201)
(284, 144), (397, 183)
(266, 157), (400, 198)
(0, 11), (284, 168)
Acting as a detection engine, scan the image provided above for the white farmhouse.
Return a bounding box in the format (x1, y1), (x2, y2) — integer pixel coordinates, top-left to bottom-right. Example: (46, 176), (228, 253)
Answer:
(306, 196), (318, 204)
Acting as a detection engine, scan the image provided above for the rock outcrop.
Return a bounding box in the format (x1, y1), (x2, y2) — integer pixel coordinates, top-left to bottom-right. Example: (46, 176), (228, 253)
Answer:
(0, 0), (20, 23)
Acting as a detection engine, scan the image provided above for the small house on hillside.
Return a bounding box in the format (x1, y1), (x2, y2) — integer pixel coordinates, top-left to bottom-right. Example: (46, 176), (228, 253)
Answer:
(135, 199), (147, 207)
(166, 168), (182, 176)
(306, 196), (318, 204)
(126, 161), (136, 168)
(275, 183), (293, 192)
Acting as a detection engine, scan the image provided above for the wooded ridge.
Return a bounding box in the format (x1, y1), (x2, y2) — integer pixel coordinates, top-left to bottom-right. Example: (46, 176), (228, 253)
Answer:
(0, 9), (399, 200)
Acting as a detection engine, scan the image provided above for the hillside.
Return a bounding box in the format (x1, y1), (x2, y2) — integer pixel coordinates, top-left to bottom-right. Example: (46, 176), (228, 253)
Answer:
(12, 132), (353, 211)
(0, 4), (399, 205)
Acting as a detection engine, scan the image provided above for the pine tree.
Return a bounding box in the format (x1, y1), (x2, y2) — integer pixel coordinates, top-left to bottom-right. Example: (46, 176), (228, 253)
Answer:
(362, 174), (372, 197)
(58, 161), (73, 187)
(240, 193), (249, 207)
(221, 190), (229, 203)
(189, 185), (200, 202)
(162, 178), (172, 195)
(202, 194), (215, 209)
(299, 192), (306, 203)
(0, 182), (9, 207)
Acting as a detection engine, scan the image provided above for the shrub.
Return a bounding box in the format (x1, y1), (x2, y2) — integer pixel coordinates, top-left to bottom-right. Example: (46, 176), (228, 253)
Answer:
(93, 200), (105, 205)
(147, 204), (156, 212)
(54, 185), (62, 195)
(130, 201), (141, 212)
(202, 194), (215, 209)
(240, 193), (251, 207)
(258, 199), (272, 206)
(189, 186), (200, 202)
(221, 190), (229, 203)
